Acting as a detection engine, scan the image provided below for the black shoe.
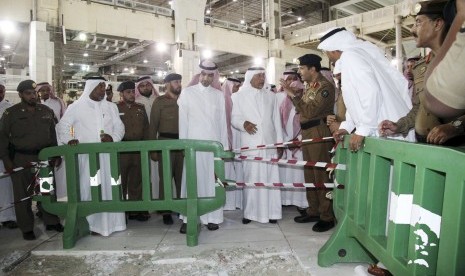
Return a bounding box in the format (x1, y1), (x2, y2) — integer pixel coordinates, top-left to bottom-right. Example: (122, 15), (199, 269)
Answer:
(180, 223), (187, 234)
(296, 207), (307, 216)
(294, 214), (319, 223)
(22, 231), (36, 240)
(162, 214), (173, 225)
(242, 218), (251, 224)
(46, 223), (64, 232)
(269, 219), (277, 224)
(136, 213), (150, 222)
(206, 223), (219, 231)
(128, 214), (138, 220)
(2, 220), (18, 229)
(312, 220), (335, 232)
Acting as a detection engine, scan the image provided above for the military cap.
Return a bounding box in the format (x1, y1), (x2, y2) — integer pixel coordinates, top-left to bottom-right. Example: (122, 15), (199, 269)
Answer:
(164, 73), (182, 83)
(117, 81), (135, 92)
(17, 80), (37, 93)
(296, 54), (322, 67)
(413, 0), (448, 16)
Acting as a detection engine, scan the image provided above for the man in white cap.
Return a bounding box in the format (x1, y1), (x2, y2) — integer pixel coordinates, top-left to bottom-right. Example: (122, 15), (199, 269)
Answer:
(36, 82), (67, 121)
(0, 80), (17, 230)
(317, 27), (416, 150)
(56, 76), (126, 237)
(178, 60), (228, 233)
(135, 76), (160, 120)
(231, 67), (283, 225)
(221, 77), (243, 211)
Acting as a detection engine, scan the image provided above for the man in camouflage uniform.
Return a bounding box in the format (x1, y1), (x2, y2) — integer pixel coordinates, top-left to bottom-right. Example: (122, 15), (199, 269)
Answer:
(0, 80), (63, 240)
(117, 81), (150, 221)
(281, 54), (335, 232)
(380, 0), (465, 145)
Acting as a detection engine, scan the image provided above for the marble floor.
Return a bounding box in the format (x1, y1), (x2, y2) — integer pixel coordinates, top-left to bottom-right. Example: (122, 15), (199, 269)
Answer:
(0, 206), (369, 275)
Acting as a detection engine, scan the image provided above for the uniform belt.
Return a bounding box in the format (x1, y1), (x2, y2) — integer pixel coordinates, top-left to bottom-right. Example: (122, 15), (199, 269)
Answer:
(15, 149), (41, 155)
(300, 118), (326, 130)
(159, 132), (179, 139)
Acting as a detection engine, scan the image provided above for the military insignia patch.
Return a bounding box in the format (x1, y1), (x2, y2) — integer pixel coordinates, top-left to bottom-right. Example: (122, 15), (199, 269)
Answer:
(420, 66), (426, 74)
(322, 90), (329, 98)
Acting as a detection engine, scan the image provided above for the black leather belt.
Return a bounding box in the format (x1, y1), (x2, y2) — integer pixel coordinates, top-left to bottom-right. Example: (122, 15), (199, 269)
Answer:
(159, 132), (179, 139)
(300, 118), (326, 130)
(15, 149), (41, 155)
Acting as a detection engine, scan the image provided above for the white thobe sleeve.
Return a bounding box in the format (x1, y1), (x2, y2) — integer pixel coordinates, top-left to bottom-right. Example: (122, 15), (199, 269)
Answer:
(109, 104), (125, 142)
(342, 53), (381, 137)
(219, 97), (230, 149)
(339, 110), (355, 133)
(177, 92), (188, 139)
(56, 105), (76, 145)
(231, 92), (246, 132)
(272, 94), (284, 143)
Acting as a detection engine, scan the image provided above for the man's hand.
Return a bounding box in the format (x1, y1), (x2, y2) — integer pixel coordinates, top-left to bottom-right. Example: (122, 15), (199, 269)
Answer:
(427, 124), (458, 144)
(68, 139), (79, 146)
(326, 115), (336, 125)
(333, 129), (348, 143)
(49, 157), (62, 168)
(349, 133), (365, 152)
(100, 134), (114, 143)
(379, 120), (398, 137)
(244, 121), (257, 135)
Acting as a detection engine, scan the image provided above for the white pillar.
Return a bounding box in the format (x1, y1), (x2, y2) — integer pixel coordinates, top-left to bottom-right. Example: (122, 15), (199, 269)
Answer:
(395, 15), (403, 72)
(172, 45), (200, 87)
(29, 21), (54, 82)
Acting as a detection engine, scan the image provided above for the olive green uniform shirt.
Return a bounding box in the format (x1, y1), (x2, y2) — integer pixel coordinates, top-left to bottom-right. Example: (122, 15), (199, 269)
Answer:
(117, 102), (149, 141)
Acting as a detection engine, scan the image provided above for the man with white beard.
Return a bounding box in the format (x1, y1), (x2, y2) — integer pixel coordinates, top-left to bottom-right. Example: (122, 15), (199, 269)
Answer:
(231, 67), (284, 224)
(56, 76), (126, 236)
(178, 60), (228, 233)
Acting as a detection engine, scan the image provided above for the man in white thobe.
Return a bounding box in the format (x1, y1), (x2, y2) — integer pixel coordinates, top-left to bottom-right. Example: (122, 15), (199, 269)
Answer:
(221, 77), (242, 211)
(317, 27), (416, 150)
(178, 60), (228, 233)
(231, 67), (284, 224)
(36, 82), (67, 122)
(277, 72), (308, 210)
(0, 81), (17, 229)
(135, 76), (160, 200)
(56, 77), (126, 236)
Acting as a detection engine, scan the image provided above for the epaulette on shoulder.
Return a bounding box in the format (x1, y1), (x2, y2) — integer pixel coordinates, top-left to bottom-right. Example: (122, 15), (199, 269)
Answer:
(413, 56), (427, 69)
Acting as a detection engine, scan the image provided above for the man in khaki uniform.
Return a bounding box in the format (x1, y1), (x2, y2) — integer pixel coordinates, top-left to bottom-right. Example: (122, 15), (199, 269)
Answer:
(379, 0), (465, 146)
(0, 80), (63, 240)
(281, 54), (335, 232)
(117, 81), (150, 221)
(148, 73), (183, 225)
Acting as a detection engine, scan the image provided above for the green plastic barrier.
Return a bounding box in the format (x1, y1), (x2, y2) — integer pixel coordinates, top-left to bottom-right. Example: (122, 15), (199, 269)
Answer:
(318, 137), (465, 275)
(35, 139), (233, 249)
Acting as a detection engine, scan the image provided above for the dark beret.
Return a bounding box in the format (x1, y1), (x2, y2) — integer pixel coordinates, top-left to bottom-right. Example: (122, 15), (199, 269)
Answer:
(414, 0), (448, 17)
(296, 54), (322, 67)
(164, 73), (182, 83)
(117, 81), (135, 92)
(136, 76), (152, 83)
(17, 80), (37, 93)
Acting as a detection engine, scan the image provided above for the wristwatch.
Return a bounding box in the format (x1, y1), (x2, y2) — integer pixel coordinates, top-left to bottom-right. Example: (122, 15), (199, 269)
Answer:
(451, 120), (464, 133)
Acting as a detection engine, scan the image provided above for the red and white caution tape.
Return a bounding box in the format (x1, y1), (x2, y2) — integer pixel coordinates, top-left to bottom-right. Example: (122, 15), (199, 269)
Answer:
(233, 136), (334, 152)
(233, 155), (346, 170)
(225, 181), (343, 189)
(0, 161), (49, 180)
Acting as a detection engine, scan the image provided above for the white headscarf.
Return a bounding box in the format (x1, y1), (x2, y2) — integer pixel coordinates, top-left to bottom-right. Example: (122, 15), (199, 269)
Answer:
(187, 60), (222, 90)
(78, 78), (106, 103)
(240, 67), (269, 92)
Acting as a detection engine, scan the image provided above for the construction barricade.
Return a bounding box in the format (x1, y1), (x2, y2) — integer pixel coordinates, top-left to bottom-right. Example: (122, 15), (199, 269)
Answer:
(35, 139), (233, 249)
(319, 137), (465, 275)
